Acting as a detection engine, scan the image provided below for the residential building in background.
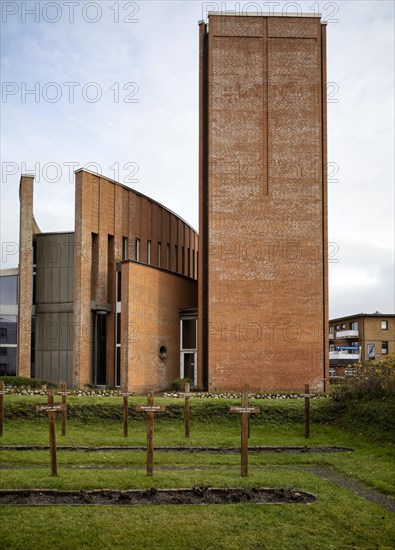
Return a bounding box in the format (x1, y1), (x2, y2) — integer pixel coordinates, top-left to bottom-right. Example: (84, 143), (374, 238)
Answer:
(329, 313), (395, 376)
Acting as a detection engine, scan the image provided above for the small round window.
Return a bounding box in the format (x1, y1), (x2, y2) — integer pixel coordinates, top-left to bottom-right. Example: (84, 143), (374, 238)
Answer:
(159, 345), (167, 361)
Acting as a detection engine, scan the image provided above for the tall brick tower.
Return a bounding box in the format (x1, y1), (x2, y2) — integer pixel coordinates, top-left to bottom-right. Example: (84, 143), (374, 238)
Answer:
(198, 13), (328, 392)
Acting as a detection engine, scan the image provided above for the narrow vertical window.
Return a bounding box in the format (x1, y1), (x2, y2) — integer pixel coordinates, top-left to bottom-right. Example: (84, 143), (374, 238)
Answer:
(182, 246), (185, 274)
(157, 242), (161, 268)
(175, 245), (178, 272)
(122, 237), (128, 260)
(166, 244), (170, 269)
(135, 238), (140, 261)
(147, 240), (151, 265)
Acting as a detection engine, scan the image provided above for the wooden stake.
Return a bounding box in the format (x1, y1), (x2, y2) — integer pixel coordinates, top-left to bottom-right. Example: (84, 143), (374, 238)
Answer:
(184, 382), (191, 438)
(178, 382), (192, 438)
(59, 382), (68, 436)
(123, 393), (129, 437)
(0, 381), (5, 437)
(230, 384), (259, 477)
(135, 392), (166, 476)
(303, 384), (311, 439)
(48, 391), (58, 476)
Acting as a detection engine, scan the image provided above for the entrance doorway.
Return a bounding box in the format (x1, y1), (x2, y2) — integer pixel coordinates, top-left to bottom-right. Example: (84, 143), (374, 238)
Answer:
(179, 312), (197, 387)
(180, 351), (197, 385)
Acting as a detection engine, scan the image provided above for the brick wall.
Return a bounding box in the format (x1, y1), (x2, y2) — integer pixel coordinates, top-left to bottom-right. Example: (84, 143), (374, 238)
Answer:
(73, 170), (198, 388)
(199, 15), (328, 392)
(17, 175), (35, 377)
(121, 261), (198, 394)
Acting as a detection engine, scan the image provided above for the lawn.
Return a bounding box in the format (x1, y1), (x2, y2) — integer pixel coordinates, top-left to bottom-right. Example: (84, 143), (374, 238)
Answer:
(0, 394), (394, 549)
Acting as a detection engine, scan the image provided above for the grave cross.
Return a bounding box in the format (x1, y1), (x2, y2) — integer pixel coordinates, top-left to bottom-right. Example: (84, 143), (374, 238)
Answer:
(301, 384), (314, 439)
(0, 381), (6, 437)
(36, 391), (63, 476)
(230, 385), (260, 477)
(177, 381), (192, 438)
(135, 392), (166, 476)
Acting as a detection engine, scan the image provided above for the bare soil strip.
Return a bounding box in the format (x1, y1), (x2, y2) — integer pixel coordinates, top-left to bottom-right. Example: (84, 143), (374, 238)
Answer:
(0, 487), (316, 506)
(0, 445), (352, 453)
(302, 465), (395, 513)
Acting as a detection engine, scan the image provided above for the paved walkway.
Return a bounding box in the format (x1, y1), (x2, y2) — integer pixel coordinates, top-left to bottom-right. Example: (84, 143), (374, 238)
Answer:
(302, 465), (395, 513)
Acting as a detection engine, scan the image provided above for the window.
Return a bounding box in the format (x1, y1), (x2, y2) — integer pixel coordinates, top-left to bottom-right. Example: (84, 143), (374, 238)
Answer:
(335, 325), (340, 330)
(147, 241), (151, 265)
(182, 246), (185, 274)
(182, 319), (197, 349)
(116, 270), (122, 302)
(122, 237), (129, 260)
(175, 245), (178, 272)
(341, 324), (346, 329)
(0, 275), (18, 305)
(166, 244), (170, 270)
(382, 341), (388, 354)
(350, 321), (358, 330)
(187, 248), (190, 277)
(135, 239), (140, 261)
(157, 242), (161, 267)
(381, 320), (388, 330)
(0, 315), (17, 376)
(329, 326), (334, 334)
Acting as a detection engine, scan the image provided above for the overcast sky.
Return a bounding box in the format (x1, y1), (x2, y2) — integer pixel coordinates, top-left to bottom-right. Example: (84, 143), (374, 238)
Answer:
(1, 0), (394, 319)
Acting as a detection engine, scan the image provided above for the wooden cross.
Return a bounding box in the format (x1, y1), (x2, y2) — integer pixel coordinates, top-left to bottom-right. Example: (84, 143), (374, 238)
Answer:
(36, 391), (63, 476)
(177, 381), (192, 438)
(135, 392), (166, 476)
(57, 382), (71, 436)
(230, 385), (260, 477)
(118, 390), (132, 437)
(0, 381), (5, 437)
(301, 384), (314, 439)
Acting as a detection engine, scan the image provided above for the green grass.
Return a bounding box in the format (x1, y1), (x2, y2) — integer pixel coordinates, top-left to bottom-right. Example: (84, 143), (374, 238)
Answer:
(0, 396), (394, 549)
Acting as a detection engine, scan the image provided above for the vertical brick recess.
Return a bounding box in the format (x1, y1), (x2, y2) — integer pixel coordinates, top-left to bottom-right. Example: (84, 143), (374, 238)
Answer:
(199, 15), (328, 392)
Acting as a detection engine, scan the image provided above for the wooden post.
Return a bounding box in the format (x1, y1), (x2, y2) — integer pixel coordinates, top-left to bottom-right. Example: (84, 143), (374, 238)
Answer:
(135, 392), (166, 476)
(122, 392), (130, 437)
(302, 384), (312, 439)
(0, 381), (5, 437)
(178, 381), (192, 438)
(230, 385), (260, 477)
(59, 382), (69, 436)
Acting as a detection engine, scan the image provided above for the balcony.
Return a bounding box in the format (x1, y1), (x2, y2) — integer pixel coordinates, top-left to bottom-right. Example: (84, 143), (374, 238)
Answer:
(329, 351), (360, 361)
(335, 330), (359, 339)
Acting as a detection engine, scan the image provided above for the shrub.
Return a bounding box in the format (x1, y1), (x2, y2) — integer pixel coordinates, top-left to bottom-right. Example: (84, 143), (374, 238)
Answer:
(171, 378), (193, 392)
(331, 354), (395, 402)
(0, 376), (57, 389)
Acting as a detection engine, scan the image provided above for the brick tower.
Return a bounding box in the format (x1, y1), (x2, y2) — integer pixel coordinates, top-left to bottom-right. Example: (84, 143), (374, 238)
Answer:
(198, 13), (328, 392)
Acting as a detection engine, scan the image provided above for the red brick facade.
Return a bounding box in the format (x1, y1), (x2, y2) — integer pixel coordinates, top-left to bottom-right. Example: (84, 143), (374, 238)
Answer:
(199, 14), (328, 392)
(121, 262), (197, 394)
